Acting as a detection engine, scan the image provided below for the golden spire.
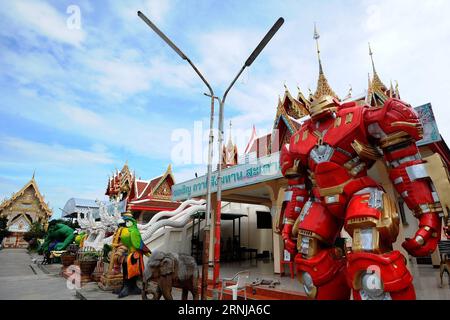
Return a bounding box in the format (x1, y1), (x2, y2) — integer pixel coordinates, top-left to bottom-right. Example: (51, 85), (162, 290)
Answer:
(313, 23), (338, 100)
(395, 80), (400, 98)
(366, 73), (373, 104)
(344, 84), (353, 100)
(368, 43), (387, 92)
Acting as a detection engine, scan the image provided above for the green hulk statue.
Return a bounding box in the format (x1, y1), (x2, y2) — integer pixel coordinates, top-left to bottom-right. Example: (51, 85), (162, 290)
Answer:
(39, 221), (75, 254)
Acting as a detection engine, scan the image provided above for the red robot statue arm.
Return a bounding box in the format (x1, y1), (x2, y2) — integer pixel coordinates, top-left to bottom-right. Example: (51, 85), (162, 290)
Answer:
(365, 98), (442, 257)
(280, 144), (309, 254)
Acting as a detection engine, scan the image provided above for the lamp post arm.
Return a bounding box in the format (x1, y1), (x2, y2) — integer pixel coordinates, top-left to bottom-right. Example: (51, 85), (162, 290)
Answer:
(185, 58), (214, 97)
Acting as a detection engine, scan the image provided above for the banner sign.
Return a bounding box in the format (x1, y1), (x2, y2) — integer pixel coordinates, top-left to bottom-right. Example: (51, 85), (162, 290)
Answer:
(172, 152), (283, 201)
(415, 103), (442, 146)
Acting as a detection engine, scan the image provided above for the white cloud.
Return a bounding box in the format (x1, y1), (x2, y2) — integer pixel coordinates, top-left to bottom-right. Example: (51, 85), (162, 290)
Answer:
(0, 136), (114, 166)
(1, 0), (85, 47)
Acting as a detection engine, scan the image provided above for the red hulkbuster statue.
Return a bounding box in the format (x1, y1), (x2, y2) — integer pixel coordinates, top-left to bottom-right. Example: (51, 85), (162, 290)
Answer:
(280, 95), (449, 300)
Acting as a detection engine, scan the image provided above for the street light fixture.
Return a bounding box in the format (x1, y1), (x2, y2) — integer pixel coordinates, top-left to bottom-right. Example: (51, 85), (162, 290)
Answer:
(138, 10), (215, 300)
(208, 17), (284, 298)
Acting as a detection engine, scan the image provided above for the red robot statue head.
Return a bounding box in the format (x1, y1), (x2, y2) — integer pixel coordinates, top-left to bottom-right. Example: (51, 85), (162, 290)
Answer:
(308, 95), (340, 121)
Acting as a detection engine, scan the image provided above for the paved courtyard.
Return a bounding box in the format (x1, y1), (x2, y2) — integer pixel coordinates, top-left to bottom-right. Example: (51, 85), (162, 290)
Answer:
(0, 249), (77, 300)
(0, 248), (449, 300)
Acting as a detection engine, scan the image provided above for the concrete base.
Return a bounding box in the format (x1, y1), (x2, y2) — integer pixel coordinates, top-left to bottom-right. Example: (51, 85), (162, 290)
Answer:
(98, 273), (123, 291)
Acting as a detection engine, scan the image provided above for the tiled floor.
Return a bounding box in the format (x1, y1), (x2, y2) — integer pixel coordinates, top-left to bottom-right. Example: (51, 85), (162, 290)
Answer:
(214, 258), (450, 300)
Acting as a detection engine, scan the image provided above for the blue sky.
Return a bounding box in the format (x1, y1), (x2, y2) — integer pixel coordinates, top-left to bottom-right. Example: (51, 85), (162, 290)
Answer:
(1, 0), (450, 219)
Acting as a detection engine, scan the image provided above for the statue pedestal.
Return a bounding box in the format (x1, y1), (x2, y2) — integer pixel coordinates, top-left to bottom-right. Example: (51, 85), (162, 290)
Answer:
(61, 262), (96, 287)
(98, 272), (123, 291)
(91, 262), (105, 282)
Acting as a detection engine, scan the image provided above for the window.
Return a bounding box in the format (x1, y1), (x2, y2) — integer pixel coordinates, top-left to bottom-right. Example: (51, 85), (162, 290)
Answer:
(256, 211), (272, 229)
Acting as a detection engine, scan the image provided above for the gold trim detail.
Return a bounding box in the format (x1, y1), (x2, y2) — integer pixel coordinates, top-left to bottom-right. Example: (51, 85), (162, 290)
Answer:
(296, 234), (321, 259)
(412, 203), (443, 218)
(285, 218), (295, 225)
(284, 159), (301, 178)
(346, 193), (399, 253)
(379, 131), (412, 149)
(334, 117), (342, 128)
(351, 140), (383, 160)
(318, 179), (352, 197)
(302, 131), (309, 141)
(391, 121), (421, 128)
(345, 113), (354, 124)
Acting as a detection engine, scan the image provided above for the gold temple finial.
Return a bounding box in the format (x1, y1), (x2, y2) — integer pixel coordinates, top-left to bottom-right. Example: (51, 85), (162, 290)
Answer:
(284, 81), (288, 91)
(366, 73), (373, 103)
(314, 22), (323, 74)
(368, 43), (387, 92)
(312, 23), (338, 100)
(344, 84), (353, 100)
(32, 170), (36, 180)
(369, 43), (376, 75)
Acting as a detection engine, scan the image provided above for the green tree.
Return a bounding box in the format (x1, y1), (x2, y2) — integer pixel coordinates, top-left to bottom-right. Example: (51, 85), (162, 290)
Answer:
(0, 216), (11, 245)
(23, 222), (46, 251)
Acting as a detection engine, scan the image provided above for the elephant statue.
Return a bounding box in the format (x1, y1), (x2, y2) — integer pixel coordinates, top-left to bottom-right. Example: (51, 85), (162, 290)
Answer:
(142, 251), (199, 300)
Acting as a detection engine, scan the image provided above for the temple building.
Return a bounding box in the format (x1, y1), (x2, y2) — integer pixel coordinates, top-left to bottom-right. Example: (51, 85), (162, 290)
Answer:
(0, 175), (52, 248)
(105, 163), (180, 223)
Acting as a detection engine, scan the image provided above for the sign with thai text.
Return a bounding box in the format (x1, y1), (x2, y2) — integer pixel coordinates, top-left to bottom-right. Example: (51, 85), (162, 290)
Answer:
(172, 152), (282, 201)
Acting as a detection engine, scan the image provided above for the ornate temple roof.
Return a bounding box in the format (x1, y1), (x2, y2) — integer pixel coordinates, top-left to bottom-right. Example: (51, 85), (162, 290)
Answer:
(106, 162), (176, 205)
(0, 175), (52, 218)
(274, 85), (309, 134)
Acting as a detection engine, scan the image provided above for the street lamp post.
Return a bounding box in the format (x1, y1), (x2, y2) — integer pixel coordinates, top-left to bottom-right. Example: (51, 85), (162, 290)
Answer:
(207, 17), (284, 299)
(138, 11), (215, 300)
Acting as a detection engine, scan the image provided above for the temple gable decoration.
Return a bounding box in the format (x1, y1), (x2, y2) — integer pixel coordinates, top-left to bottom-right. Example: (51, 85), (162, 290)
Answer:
(0, 176), (53, 248)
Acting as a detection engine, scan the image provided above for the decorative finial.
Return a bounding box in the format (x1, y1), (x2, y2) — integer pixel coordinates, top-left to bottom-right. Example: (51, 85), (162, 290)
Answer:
(32, 170), (35, 180)
(312, 23), (338, 100)
(314, 22), (323, 74)
(369, 42), (376, 74)
(395, 80), (400, 98)
(344, 84), (353, 100)
(284, 81), (288, 91)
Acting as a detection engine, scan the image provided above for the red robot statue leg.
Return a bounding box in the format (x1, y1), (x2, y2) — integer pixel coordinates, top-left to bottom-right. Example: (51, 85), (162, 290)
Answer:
(294, 201), (351, 300)
(345, 187), (416, 300)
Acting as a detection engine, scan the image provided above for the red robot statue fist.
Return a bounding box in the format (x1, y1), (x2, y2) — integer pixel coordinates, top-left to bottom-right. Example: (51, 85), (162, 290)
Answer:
(282, 224), (297, 254)
(402, 213), (441, 257)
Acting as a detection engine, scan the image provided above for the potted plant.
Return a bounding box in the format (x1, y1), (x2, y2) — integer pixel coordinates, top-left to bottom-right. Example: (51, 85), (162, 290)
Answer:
(60, 244), (78, 267)
(78, 250), (99, 276)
